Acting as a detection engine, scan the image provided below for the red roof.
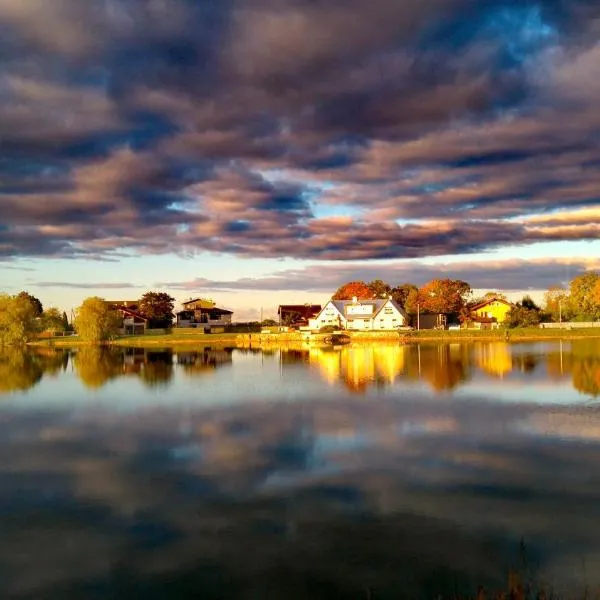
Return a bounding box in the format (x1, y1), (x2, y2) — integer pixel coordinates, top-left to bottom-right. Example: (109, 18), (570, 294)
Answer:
(469, 296), (514, 311)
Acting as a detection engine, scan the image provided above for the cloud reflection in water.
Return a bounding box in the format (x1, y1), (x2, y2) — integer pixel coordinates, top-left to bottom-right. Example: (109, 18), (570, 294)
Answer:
(0, 341), (599, 598)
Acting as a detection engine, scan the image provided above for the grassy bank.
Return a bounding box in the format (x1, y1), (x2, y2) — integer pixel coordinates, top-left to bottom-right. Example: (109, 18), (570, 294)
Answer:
(403, 327), (600, 342)
(28, 326), (600, 348)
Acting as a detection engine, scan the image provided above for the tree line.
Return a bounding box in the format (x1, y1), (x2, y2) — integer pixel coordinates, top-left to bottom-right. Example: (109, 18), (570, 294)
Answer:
(331, 271), (600, 327)
(0, 291), (175, 345)
(1, 271), (598, 345)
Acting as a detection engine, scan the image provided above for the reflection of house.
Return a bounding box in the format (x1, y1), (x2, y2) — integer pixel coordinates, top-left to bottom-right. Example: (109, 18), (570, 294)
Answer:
(278, 304), (322, 328)
(177, 349), (233, 375)
(176, 298), (233, 332)
(468, 297), (514, 328)
(309, 297), (407, 330)
(308, 344), (406, 391)
(106, 301), (148, 335)
(474, 343), (512, 378)
(309, 347), (341, 385)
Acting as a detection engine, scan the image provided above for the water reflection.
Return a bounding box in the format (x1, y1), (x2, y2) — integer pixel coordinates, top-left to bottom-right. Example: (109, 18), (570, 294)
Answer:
(70, 347), (233, 389)
(1, 340), (600, 598)
(0, 346), (68, 393)
(2, 389), (600, 597)
(284, 340), (598, 396)
(545, 340), (600, 397)
(0, 341), (599, 397)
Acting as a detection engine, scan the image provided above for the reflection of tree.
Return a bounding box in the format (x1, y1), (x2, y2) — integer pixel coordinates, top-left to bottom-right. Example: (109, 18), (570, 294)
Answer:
(571, 340), (600, 397)
(0, 347), (44, 393)
(74, 346), (123, 389)
(405, 344), (470, 392)
(545, 341), (600, 396)
(140, 351), (173, 388)
(34, 347), (70, 376)
(280, 349), (310, 366)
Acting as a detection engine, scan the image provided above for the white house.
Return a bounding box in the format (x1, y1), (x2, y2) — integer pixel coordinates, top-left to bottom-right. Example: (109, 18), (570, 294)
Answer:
(309, 297), (408, 331)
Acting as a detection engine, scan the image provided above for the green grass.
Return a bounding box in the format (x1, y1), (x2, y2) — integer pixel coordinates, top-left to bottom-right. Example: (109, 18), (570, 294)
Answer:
(404, 327), (600, 341)
(27, 327), (600, 348)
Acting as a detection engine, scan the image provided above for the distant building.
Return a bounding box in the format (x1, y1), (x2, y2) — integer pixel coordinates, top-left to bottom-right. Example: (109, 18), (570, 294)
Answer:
(309, 297), (408, 331)
(176, 297), (233, 332)
(104, 301), (148, 335)
(278, 304), (322, 328)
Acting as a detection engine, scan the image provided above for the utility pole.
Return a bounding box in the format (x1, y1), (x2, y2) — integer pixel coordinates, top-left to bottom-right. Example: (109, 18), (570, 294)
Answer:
(559, 299), (562, 326)
(417, 302), (420, 330)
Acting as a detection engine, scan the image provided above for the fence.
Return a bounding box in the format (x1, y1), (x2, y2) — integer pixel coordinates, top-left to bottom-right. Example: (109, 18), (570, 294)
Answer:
(539, 322), (600, 329)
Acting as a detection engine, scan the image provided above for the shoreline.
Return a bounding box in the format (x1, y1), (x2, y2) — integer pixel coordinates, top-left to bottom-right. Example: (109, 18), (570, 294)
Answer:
(26, 327), (600, 348)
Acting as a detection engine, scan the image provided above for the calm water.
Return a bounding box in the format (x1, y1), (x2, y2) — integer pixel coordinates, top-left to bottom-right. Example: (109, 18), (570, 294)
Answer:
(1, 340), (599, 599)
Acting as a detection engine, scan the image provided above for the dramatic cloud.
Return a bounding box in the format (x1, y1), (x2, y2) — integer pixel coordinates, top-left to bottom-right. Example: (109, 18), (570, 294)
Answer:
(1, 0), (599, 261)
(155, 257), (600, 293)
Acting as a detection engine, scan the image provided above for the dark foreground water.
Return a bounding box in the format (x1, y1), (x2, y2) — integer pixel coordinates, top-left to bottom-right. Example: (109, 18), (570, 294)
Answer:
(1, 340), (599, 599)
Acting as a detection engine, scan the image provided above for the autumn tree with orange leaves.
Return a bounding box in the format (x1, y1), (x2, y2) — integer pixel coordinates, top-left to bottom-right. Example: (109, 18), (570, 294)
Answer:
(332, 281), (374, 300)
(418, 279), (472, 314)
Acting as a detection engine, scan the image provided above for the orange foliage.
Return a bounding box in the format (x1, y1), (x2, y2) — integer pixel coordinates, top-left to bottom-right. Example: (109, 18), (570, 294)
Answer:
(332, 281), (373, 300)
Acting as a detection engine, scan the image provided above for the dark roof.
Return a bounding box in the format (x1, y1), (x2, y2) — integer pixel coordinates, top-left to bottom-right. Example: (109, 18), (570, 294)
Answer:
(114, 306), (148, 321)
(182, 298), (215, 308)
(177, 307), (232, 315)
(278, 304), (321, 315)
(329, 298), (407, 319)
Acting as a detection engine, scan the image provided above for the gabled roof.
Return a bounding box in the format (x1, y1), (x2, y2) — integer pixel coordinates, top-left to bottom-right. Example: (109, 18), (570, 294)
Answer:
(469, 296), (514, 311)
(327, 298), (407, 319)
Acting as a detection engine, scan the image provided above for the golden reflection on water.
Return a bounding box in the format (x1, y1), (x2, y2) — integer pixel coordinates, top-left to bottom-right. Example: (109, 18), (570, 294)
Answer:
(0, 340), (599, 396)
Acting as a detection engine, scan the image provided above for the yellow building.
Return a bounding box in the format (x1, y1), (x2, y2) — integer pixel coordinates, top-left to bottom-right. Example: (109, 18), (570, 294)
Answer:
(469, 296), (514, 325)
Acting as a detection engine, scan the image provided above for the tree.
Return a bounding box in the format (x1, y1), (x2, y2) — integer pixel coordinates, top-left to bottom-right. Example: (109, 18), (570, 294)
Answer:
(62, 311), (70, 331)
(544, 286), (571, 322)
(0, 294), (39, 346)
(137, 291), (175, 328)
(569, 271), (600, 320)
(332, 281), (373, 300)
(505, 299), (542, 329)
(391, 283), (418, 309)
(367, 279), (392, 299)
(417, 279), (472, 314)
(261, 318), (278, 327)
(404, 287), (420, 315)
(74, 297), (121, 343)
(42, 308), (66, 334)
(520, 295), (540, 311)
(17, 291), (43, 316)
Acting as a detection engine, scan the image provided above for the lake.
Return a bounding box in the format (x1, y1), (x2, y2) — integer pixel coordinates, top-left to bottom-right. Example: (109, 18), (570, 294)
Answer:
(1, 340), (599, 599)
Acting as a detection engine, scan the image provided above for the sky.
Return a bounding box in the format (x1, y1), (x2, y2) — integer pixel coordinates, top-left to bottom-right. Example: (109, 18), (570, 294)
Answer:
(0, 0), (598, 320)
